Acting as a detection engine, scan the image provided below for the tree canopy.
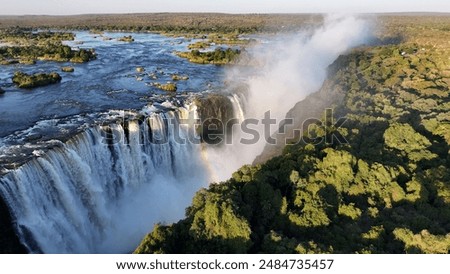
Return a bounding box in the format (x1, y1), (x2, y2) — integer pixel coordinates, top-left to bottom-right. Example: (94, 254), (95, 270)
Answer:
(135, 42), (450, 254)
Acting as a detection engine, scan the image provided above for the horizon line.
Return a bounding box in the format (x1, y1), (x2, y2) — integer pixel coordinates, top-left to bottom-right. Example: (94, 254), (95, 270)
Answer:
(1, 11), (450, 17)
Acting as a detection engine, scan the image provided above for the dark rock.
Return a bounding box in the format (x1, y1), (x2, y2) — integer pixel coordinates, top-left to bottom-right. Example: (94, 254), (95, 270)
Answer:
(0, 196), (27, 253)
(24, 134), (43, 142)
(194, 94), (235, 144)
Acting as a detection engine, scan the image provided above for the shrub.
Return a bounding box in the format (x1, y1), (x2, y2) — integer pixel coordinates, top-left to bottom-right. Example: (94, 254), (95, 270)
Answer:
(12, 71), (62, 88)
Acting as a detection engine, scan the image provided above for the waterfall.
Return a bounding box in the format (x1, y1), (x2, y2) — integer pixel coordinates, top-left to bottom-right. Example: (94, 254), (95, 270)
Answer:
(0, 108), (208, 253)
(0, 16), (373, 254)
(229, 93), (246, 123)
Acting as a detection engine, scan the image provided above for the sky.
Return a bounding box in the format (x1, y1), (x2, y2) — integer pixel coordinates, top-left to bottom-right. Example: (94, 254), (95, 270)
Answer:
(0, 0), (449, 15)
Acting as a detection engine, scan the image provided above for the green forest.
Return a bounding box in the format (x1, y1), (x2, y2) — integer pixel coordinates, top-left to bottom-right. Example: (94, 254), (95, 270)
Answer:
(136, 41), (450, 254)
(1, 13), (450, 255)
(176, 47), (241, 65)
(0, 30), (96, 64)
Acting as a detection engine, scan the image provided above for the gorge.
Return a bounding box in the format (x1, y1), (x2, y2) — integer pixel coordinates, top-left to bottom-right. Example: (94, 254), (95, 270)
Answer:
(0, 15), (406, 253)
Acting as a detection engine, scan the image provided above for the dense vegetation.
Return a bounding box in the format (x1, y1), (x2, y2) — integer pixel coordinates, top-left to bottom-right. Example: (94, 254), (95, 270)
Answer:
(1, 13), (450, 254)
(12, 71), (62, 88)
(0, 30), (74, 43)
(135, 42), (450, 254)
(0, 14), (322, 34)
(178, 32), (249, 65)
(207, 33), (255, 46)
(186, 34), (254, 50)
(176, 48), (241, 65)
(0, 30), (96, 64)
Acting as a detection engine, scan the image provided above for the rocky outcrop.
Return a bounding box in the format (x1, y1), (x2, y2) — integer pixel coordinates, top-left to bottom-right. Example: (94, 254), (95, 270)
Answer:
(194, 94), (235, 144)
(151, 82), (177, 92)
(118, 35), (134, 42)
(61, 66), (74, 72)
(12, 71), (62, 89)
(171, 74), (189, 81)
(0, 197), (26, 253)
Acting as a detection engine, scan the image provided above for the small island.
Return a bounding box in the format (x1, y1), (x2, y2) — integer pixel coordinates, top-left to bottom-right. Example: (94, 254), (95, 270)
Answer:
(0, 30), (96, 64)
(61, 66), (75, 72)
(176, 47), (241, 65)
(150, 82), (177, 92)
(12, 71), (62, 88)
(207, 33), (255, 46)
(171, 74), (189, 81)
(118, 35), (134, 42)
(188, 41), (211, 50)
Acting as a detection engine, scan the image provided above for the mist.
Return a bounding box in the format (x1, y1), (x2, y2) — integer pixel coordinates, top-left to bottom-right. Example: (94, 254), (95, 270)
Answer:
(0, 15), (374, 254)
(205, 15), (373, 182)
(100, 173), (206, 253)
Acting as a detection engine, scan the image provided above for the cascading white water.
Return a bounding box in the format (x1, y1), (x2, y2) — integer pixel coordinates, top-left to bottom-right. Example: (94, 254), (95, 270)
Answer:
(0, 108), (208, 253)
(229, 93), (246, 123)
(0, 15), (373, 253)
